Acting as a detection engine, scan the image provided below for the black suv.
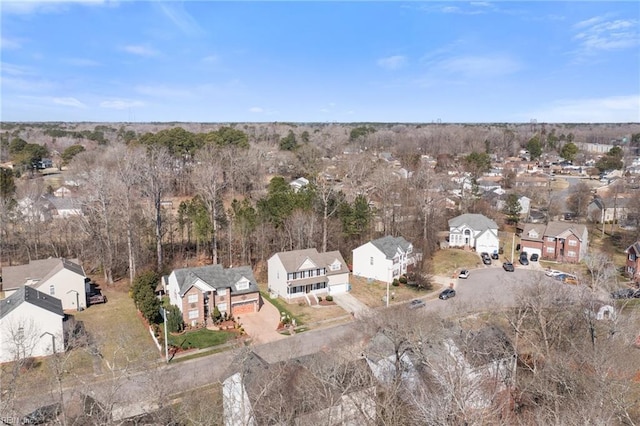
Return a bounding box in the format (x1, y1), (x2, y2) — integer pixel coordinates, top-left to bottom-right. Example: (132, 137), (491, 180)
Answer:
(519, 252), (529, 265)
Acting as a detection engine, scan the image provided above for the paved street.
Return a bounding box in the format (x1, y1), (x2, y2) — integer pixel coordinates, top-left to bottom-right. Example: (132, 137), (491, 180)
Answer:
(7, 266), (590, 420)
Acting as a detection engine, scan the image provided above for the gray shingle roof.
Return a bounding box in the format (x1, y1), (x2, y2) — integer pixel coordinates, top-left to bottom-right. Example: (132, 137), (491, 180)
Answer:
(1, 258), (86, 291)
(0, 286), (64, 320)
(448, 214), (498, 231)
(543, 221), (587, 240)
(172, 265), (258, 297)
(370, 236), (412, 260)
(271, 249), (348, 275)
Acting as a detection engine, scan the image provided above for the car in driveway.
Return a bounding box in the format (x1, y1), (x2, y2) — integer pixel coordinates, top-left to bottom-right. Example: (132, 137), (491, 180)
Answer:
(530, 253), (539, 262)
(502, 262), (515, 272)
(458, 269), (470, 279)
(482, 255), (492, 265)
(519, 253), (529, 265)
(491, 252), (499, 260)
(408, 299), (426, 309)
(439, 288), (456, 300)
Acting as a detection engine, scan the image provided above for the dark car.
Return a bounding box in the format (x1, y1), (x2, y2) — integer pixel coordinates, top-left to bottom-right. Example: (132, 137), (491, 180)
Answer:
(22, 403), (61, 425)
(491, 252), (499, 260)
(610, 288), (640, 299)
(530, 253), (539, 262)
(408, 299), (426, 309)
(439, 288), (456, 300)
(482, 256), (491, 265)
(519, 253), (529, 265)
(503, 262), (515, 272)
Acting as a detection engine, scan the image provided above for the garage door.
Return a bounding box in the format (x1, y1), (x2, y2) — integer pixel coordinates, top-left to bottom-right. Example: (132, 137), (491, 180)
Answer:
(232, 301), (256, 316)
(525, 247), (542, 257)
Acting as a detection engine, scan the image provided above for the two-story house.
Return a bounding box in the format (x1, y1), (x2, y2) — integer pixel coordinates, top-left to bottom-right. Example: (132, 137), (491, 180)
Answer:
(164, 265), (261, 326)
(448, 214), (500, 254)
(624, 241), (640, 282)
(520, 222), (588, 263)
(267, 249), (350, 302)
(352, 236), (414, 284)
(1, 258), (89, 311)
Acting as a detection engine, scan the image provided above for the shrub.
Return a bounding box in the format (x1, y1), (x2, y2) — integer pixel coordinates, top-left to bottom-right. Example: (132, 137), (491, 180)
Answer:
(392, 279), (400, 287)
(211, 306), (222, 323)
(318, 296), (323, 302)
(399, 275), (408, 284)
(325, 295), (333, 302)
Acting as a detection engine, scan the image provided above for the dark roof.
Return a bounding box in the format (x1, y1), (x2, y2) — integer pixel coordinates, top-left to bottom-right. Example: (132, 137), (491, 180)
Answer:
(0, 286), (64, 320)
(370, 236), (412, 259)
(626, 241), (640, 255)
(172, 265), (258, 297)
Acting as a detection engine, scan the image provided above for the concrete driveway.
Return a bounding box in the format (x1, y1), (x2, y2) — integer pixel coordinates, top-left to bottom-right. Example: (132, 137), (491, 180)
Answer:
(333, 292), (372, 318)
(238, 298), (287, 345)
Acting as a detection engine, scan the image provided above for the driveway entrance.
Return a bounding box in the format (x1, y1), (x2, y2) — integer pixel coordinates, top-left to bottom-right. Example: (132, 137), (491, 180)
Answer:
(238, 298), (287, 345)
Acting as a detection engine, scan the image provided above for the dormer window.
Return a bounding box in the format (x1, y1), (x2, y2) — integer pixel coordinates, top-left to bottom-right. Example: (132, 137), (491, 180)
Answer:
(528, 230), (538, 238)
(236, 279), (250, 291)
(329, 260), (341, 271)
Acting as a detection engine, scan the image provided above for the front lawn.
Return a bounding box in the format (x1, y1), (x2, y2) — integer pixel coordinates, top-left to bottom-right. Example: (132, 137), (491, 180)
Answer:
(168, 328), (235, 350)
(349, 275), (437, 308)
(432, 249), (482, 276)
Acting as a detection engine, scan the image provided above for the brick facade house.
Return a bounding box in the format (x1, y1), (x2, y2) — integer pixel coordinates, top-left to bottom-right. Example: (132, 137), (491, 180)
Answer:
(164, 265), (261, 326)
(624, 241), (640, 282)
(520, 222), (588, 263)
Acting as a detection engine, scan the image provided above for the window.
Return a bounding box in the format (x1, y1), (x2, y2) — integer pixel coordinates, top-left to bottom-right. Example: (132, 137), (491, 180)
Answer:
(547, 237), (555, 242)
(546, 247), (555, 254)
(217, 303), (227, 312)
(568, 240), (577, 247)
(236, 280), (249, 291)
(370, 257), (374, 266)
(187, 294), (198, 304)
(567, 251), (577, 257)
(330, 262), (340, 271)
(49, 285), (55, 296)
(218, 288), (227, 296)
(188, 310), (199, 319)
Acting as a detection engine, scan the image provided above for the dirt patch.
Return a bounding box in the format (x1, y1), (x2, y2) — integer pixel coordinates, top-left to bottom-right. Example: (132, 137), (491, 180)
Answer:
(349, 275), (437, 309)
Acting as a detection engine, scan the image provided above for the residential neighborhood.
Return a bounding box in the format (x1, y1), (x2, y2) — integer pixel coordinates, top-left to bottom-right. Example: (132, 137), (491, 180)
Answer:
(1, 120), (640, 423)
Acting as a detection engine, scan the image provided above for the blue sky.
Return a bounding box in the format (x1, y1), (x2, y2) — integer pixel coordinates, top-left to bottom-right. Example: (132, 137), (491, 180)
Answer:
(1, 1), (639, 123)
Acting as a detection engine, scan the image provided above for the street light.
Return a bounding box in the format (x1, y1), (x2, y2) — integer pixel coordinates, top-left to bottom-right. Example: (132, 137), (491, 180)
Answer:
(40, 331), (56, 355)
(162, 307), (169, 363)
(67, 289), (80, 311)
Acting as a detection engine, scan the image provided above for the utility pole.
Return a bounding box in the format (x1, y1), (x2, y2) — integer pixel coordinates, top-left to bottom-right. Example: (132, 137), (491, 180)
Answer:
(511, 232), (516, 263)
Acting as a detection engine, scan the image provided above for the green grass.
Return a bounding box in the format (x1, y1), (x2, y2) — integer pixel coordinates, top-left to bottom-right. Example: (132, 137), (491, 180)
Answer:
(168, 329), (235, 349)
(432, 249), (482, 275)
(259, 290), (302, 325)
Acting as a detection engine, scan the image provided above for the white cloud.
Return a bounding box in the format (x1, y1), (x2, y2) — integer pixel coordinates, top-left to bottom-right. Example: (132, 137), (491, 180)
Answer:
(1, 0), (109, 15)
(377, 55), (407, 70)
(438, 54), (521, 77)
(157, 3), (205, 37)
(202, 55), (219, 63)
(53, 97), (86, 108)
(572, 17), (639, 54)
(524, 95), (640, 123)
(100, 99), (145, 110)
(1, 62), (34, 76)
(0, 36), (23, 50)
(249, 107), (263, 113)
(121, 45), (159, 57)
(135, 84), (191, 98)
(64, 57), (101, 67)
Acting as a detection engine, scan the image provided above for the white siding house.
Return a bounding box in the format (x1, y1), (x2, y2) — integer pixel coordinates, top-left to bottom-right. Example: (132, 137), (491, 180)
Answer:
(448, 214), (500, 254)
(268, 249), (350, 301)
(0, 286), (65, 363)
(1, 258), (88, 311)
(352, 236), (414, 284)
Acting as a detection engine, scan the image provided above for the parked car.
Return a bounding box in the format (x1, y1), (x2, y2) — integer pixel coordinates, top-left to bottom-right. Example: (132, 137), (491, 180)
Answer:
(458, 270), (470, 279)
(545, 269), (563, 277)
(439, 288), (456, 300)
(503, 262), (515, 272)
(482, 256), (491, 265)
(563, 276), (579, 285)
(491, 252), (499, 260)
(519, 253), (529, 265)
(22, 403), (61, 425)
(610, 288), (640, 299)
(408, 299), (426, 309)
(530, 253), (539, 262)
(87, 293), (108, 305)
